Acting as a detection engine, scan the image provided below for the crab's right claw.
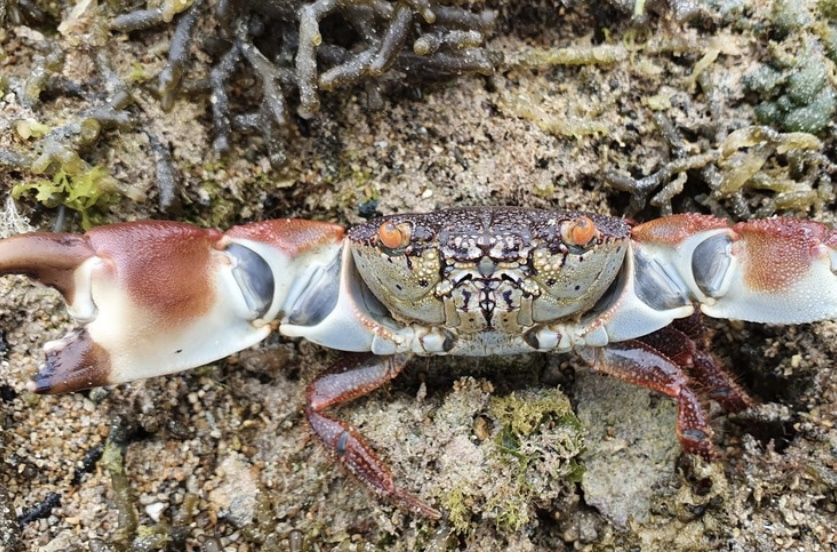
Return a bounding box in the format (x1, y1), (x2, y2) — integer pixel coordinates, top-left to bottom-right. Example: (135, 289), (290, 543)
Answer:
(0, 220), (345, 394)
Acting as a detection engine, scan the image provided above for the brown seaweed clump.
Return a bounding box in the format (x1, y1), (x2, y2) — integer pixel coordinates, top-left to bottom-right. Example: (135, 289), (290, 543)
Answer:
(0, 0), (496, 226)
(112, 0), (497, 168)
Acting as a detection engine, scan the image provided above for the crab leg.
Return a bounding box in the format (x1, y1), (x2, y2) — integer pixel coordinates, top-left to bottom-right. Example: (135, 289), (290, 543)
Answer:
(305, 353), (441, 519)
(669, 314), (753, 412)
(577, 341), (716, 460)
(639, 317), (753, 412)
(0, 220), (346, 393)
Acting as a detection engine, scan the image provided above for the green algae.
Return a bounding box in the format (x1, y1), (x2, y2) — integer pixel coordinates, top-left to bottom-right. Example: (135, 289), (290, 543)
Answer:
(747, 52), (836, 134)
(740, 1), (837, 135)
(490, 389), (575, 439)
(11, 165), (118, 230)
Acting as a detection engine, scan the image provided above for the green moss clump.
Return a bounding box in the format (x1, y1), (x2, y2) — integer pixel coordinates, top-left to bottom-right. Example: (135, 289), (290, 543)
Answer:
(442, 487), (472, 534)
(490, 389), (575, 439)
(782, 86), (837, 132)
(435, 386), (584, 536)
(485, 490), (531, 534)
(818, 0), (837, 20)
(127, 61), (153, 84)
(817, 23), (837, 61)
(11, 165), (118, 229)
(754, 2), (837, 134)
(485, 389), (584, 532)
(771, 0), (814, 37)
(746, 50), (837, 134)
(192, 179), (239, 229)
(101, 438), (139, 551)
(131, 524), (171, 551)
(744, 65), (784, 95)
(786, 57), (829, 103)
(240, 493), (282, 550)
(703, 0), (747, 19)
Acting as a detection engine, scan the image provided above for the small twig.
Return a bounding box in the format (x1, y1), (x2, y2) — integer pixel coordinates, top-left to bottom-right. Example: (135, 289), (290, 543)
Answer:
(17, 493), (61, 527)
(209, 44), (242, 154)
(147, 132), (181, 214)
(109, 8), (167, 32)
(158, 0), (204, 111)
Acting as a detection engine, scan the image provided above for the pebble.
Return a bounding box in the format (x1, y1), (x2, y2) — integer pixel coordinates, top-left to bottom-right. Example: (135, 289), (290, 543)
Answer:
(208, 454), (260, 528)
(145, 502), (167, 522)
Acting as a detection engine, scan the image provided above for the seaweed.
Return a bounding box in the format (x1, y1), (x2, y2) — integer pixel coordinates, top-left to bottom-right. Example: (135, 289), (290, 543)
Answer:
(12, 165), (119, 230)
(101, 419), (140, 551)
(1, 39), (152, 227)
(112, 0), (497, 166)
(3, 59), (129, 230)
(744, 2), (837, 135)
(0, 0), (56, 27)
(1, 1), (496, 227)
(749, 50), (837, 135)
(147, 132), (182, 214)
(604, 0), (718, 23)
(490, 389), (583, 532)
(606, 125), (833, 218)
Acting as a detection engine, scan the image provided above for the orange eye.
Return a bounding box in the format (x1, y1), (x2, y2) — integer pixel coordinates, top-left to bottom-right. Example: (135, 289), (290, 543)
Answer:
(378, 221), (412, 249)
(561, 216), (598, 246)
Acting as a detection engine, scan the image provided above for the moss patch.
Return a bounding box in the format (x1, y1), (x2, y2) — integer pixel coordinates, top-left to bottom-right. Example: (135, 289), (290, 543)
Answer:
(12, 165), (118, 229)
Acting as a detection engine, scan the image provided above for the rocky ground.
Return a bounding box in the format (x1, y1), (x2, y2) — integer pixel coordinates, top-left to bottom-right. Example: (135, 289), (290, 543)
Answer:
(0, 0), (835, 551)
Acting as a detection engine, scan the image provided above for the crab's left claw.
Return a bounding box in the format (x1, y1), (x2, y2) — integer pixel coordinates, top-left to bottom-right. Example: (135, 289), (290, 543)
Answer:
(0, 220), (344, 393)
(702, 219), (837, 323)
(632, 215), (837, 325)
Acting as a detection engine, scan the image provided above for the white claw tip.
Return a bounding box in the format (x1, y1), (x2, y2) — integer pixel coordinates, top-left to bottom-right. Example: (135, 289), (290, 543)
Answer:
(43, 338), (68, 354)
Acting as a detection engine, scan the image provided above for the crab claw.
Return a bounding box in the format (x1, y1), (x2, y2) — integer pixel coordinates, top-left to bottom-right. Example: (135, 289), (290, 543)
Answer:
(0, 220), (344, 393)
(631, 215), (837, 325)
(702, 219), (837, 323)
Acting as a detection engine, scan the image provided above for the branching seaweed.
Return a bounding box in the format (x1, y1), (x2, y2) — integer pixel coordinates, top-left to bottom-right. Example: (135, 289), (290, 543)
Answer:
(1, 0), (496, 228)
(606, 125), (833, 218)
(0, 37), (179, 228)
(146, 132), (182, 214)
(112, 0), (497, 165)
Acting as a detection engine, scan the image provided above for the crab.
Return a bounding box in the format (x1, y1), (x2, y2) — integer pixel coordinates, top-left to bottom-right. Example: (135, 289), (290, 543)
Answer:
(0, 207), (835, 518)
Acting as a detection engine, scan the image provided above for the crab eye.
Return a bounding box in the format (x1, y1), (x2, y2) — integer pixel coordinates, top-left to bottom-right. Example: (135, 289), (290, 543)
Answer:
(561, 216), (599, 247)
(378, 221), (412, 250)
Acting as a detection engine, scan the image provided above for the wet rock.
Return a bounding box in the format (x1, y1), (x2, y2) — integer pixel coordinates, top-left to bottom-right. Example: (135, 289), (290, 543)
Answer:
(208, 454), (261, 528)
(575, 368), (680, 527)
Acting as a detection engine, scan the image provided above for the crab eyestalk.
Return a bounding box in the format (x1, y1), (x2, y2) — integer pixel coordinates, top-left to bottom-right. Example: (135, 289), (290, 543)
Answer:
(0, 220), (345, 394)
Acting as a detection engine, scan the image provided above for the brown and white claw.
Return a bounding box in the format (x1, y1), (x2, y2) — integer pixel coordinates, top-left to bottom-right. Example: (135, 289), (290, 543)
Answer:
(0, 220), (344, 393)
(630, 215), (837, 325)
(707, 219), (837, 323)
